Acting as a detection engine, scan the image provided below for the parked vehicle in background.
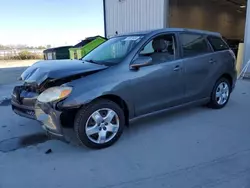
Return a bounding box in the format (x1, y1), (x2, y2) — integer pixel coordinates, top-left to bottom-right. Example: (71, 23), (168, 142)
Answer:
(12, 28), (237, 149)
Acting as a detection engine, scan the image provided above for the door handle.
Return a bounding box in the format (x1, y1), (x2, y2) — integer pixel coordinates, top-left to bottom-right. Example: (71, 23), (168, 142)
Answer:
(209, 59), (216, 64)
(173, 65), (181, 71)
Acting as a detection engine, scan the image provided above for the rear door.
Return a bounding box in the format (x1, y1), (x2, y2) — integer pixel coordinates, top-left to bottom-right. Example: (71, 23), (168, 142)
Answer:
(207, 36), (236, 84)
(178, 32), (216, 101)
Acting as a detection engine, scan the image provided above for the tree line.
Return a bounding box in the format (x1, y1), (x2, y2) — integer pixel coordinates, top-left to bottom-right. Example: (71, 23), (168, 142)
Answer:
(0, 44), (52, 50)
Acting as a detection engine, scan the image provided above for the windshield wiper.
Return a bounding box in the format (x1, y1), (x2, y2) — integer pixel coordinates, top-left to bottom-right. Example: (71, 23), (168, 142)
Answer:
(84, 59), (99, 64)
(84, 59), (108, 66)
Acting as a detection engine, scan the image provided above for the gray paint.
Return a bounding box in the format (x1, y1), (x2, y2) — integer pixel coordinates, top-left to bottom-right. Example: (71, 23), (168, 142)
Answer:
(61, 29), (235, 131)
(12, 28), (237, 138)
(168, 0), (246, 39)
(20, 60), (108, 86)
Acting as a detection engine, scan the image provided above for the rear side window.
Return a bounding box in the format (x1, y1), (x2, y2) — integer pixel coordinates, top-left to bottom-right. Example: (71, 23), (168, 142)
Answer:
(208, 36), (229, 51)
(179, 33), (212, 58)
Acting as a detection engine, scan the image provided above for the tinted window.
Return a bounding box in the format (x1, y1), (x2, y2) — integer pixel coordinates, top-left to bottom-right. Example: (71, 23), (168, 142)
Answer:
(139, 34), (176, 64)
(180, 34), (211, 57)
(208, 37), (229, 51)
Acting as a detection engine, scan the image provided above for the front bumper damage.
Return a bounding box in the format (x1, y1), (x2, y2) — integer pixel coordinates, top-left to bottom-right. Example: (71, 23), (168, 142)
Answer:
(11, 85), (69, 140)
(35, 101), (64, 138)
(11, 85), (38, 119)
(12, 100), (36, 119)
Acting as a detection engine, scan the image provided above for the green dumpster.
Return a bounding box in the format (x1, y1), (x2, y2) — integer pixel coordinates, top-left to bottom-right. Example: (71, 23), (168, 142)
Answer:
(43, 46), (73, 60)
(69, 36), (106, 60)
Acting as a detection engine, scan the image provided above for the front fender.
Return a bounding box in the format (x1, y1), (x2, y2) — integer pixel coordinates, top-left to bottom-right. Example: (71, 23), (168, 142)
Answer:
(58, 82), (135, 118)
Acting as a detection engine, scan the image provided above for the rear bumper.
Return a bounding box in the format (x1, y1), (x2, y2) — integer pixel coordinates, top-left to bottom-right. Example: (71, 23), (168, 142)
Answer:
(35, 102), (64, 137)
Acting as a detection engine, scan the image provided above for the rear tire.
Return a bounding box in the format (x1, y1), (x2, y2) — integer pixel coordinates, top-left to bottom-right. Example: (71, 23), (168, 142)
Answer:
(74, 99), (125, 149)
(208, 77), (231, 109)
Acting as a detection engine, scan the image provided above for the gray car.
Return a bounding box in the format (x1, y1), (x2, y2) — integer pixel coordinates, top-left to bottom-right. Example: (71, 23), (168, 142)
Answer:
(12, 28), (237, 149)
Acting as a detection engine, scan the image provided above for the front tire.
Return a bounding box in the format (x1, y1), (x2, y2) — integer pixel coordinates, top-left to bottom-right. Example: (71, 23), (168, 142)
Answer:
(208, 77), (231, 109)
(74, 99), (125, 149)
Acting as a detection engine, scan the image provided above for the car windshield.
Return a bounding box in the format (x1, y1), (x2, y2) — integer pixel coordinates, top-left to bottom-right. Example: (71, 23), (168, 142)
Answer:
(82, 35), (144, 66)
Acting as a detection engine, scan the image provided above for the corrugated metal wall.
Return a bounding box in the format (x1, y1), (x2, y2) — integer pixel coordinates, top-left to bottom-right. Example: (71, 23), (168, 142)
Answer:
(169, 0), (246, 39)
(104, 0), (166, 38)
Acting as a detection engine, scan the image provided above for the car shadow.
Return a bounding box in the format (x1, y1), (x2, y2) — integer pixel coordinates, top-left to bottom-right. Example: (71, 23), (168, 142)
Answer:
(126, 105), (209, 135)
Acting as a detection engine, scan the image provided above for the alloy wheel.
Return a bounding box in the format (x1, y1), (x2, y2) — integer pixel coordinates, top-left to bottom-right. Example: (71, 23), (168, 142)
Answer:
(215, 82), (229, 105)
(85, 108), (120, 144)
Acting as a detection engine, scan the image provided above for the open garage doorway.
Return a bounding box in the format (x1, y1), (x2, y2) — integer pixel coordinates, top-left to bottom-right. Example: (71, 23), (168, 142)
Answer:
(168, 0), (247, 58)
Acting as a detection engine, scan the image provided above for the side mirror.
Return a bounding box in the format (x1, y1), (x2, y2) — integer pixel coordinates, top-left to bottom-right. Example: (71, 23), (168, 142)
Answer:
(130, 56), (153, 69)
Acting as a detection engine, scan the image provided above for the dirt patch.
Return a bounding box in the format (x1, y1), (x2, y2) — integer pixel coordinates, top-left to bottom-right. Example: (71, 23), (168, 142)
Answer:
(0, 133), (50, 152)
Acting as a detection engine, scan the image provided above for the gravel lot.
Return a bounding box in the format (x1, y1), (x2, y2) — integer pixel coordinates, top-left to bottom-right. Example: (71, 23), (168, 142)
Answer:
(0, 63), (250, 188)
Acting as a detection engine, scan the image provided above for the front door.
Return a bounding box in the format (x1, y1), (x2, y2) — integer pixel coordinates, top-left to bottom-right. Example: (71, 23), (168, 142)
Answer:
(130, 33), (185, 116)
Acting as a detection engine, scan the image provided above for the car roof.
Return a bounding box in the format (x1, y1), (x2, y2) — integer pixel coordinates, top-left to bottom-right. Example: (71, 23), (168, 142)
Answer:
(116, 28), (221, 37)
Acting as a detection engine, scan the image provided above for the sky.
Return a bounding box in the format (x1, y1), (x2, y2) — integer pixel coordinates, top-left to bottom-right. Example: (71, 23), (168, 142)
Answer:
(0, 0), (104, 47)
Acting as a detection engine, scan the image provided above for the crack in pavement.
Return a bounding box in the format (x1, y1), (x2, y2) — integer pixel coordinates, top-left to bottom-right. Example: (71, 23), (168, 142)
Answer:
(98, 148), (250, 188)
(196, 168), (250, 188)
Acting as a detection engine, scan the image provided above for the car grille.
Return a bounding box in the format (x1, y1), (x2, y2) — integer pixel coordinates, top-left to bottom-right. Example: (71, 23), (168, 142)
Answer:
(12, 105), (35, 118)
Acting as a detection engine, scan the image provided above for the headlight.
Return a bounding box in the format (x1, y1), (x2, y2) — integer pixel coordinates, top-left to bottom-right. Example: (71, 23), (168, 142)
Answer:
(37, 86), (72, 103)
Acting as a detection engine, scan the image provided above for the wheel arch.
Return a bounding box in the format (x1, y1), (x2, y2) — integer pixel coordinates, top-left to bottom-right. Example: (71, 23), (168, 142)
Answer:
(95, 94), (130, 126)
(60, 94), (131, 127)
(207, 72), (232, 109)
(217, 73), (233, 91)
(206, 72), (234, 102)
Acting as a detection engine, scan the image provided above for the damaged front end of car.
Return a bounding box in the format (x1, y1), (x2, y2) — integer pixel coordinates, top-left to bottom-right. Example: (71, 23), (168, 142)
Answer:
(11, 60), (108, 120)
(12, 74), (83, 119)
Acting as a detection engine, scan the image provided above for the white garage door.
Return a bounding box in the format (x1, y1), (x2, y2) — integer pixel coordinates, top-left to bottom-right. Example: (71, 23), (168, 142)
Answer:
(104, 0), (166, 38)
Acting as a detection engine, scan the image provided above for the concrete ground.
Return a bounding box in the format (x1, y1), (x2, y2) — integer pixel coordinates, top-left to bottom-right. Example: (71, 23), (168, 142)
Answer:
(0, 64), (250, 187)
(0, 60), (38, 68)
(0, 60), (37, 85)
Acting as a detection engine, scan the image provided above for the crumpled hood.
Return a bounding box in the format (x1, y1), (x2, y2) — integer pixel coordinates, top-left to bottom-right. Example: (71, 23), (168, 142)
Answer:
(21, 60), (108, 86)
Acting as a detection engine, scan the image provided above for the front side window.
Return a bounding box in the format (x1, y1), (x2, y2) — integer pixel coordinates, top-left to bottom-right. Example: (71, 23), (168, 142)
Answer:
(139, 34), (176, 64)
(180, 34), (212, 58)
(208, 36), (229, 51)
(83, 35), (143, 66)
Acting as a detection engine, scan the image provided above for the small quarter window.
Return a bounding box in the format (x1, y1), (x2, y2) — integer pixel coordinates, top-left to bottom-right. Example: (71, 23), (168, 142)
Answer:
(208, 36), (229, 51)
